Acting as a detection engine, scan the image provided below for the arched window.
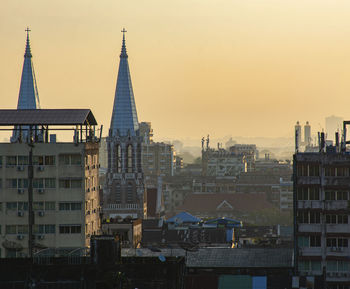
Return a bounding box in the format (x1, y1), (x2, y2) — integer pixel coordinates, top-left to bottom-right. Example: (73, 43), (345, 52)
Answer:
(127, 144), (133, 173)
(116, 145), (121, 173)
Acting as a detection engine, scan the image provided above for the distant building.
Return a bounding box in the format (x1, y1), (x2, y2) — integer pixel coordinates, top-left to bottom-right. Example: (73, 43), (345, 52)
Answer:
(104, 31), (144, 219)
(202, 147), (247, 178)
(325, 115), (343, 140)
(228, 144), (257, 172)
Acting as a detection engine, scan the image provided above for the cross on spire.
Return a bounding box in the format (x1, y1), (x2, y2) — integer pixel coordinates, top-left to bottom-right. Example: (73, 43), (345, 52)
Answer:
(25, 27), (31, 33)
(121, 28), (127, 35)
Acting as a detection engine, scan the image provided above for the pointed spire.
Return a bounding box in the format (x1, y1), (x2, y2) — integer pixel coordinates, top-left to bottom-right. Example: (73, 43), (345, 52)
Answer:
(17, 27), (40, 110)
(110, 29), (139, 137)
(24, 27), (32, 58)
(120, 28), (128, 58)
(12, 28), (41, 142)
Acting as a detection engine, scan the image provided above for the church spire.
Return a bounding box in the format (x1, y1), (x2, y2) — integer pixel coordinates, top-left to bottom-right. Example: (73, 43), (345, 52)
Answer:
(110, 28), (139, 137)
(16, 27), (40, 110)
(11, 28), (41, 142)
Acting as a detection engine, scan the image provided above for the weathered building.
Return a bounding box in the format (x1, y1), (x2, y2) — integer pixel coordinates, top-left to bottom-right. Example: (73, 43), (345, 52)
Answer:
(294, 132), (350, 287)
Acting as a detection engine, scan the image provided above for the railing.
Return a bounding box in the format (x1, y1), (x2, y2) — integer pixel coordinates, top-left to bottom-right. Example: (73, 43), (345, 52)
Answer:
(106, 203), (140, 210)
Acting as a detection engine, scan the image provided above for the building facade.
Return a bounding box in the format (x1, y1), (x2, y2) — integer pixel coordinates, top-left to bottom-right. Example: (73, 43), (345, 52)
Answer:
(294, 150), (350, 287)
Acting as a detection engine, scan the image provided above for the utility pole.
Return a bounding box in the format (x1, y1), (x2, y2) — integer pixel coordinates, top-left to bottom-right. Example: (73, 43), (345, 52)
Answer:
(28, 144), (34, 259)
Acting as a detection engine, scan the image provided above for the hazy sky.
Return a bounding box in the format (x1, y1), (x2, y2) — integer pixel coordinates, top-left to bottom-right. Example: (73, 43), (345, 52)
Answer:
(1, 0), (350, 142)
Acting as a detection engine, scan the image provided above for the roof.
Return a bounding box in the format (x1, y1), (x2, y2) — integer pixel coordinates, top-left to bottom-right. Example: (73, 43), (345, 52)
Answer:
(205, 217), (242, 227)
(0, 109), (97, 126)
(176, 193), (274, 214)
(167, 212), (201, 224)
(186, 248), (293, 268)
(121, 247), (293, 268)
(110, 32), (139, 136)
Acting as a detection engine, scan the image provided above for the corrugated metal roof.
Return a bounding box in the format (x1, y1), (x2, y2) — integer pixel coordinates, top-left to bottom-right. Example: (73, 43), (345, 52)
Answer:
(186, 248), (293, 268)
(0, 109), (97, 126)
(166, 212), (201, 224)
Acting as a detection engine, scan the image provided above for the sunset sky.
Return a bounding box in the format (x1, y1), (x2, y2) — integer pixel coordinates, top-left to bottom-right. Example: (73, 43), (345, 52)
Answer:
(1, 0), (350, 142)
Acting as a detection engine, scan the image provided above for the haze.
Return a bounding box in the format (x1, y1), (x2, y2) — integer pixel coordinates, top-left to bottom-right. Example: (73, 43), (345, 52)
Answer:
(1, 0), (350, 142)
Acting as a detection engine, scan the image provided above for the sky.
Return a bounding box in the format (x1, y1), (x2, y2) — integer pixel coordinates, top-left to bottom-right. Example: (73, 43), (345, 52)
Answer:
(1, 0), (350, 142)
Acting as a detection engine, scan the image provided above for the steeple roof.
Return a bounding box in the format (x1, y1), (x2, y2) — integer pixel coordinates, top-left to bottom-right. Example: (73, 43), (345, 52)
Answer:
(110, 29), (139, 137)
(17, 27), (40, 110)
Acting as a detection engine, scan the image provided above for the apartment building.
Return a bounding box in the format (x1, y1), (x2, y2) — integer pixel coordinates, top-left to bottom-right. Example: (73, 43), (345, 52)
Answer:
(0, 109), (101, 257)
(294, 145), (350, 288)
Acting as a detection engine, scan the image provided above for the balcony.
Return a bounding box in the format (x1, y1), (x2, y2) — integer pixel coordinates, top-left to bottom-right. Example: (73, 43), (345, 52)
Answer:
(297, 176), (320, 185)
(326, 247), (350, 256)
(324, 200), (349, 211)
(326, 224), (350, 233)
(298, 224), (322, 233)
(299, 247), (322, 256)
(298, 200), (323, 210)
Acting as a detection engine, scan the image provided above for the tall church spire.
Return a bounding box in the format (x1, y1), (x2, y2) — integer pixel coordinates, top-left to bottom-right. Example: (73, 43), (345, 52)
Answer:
(110, 28), (139, 137)
(17, 27), (40, 110)
(12, 28), (41, 142)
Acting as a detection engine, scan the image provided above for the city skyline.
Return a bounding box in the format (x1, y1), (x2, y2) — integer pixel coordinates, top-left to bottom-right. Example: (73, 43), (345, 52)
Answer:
(1, 1), (350, 141)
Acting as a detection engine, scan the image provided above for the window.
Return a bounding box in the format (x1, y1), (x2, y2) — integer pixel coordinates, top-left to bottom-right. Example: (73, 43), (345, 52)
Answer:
(33, 179), (44, 189)
(33, 202), (44, 211)
(5, 225), (16, 234)
(327, 238), (337, 247)
(59, 225), (81, 234)
(71, 202), (82, 210)
(338, 238), (348, 247)
(309, 187), (320, 200)
(298, 211), (309, 223)
(33, 225), (44, 234)
(127, 145), (133, 173)
(6, 202), (17, 210)
(298, 236), (309, 247)
(71, 179), (82, 188)
(337, 167), (349, 177)
(59, 203), (70, 211)
(45, 225), (55, 234)
(326, 215), (337, 224)
(71, 155), (81, 165)
(44, 156), (55, 165)
(325, 191), (336, 201)
(338, 215), (348, 224)
(18, 179), (28, 189)
(17, 156), (28, 165)
(59, 155), (70, 165)
(0, 202), (2, 212)
(17, 225), (28, 234)
(45, 202), (55, 210)
(59, 179), (70, 188)
(45, 178), (56, 188)
(337, 191), (348, 200)
(325, 167), (336, 176)
(33, 156), (44, 165)
(310, 212), (320, 224)
(6, 179), (17, 189)
(309, 164), (320, 176)
(6, 156), (17, 166)
(310, 235), (321, 247)
(18, 202), (28, 211)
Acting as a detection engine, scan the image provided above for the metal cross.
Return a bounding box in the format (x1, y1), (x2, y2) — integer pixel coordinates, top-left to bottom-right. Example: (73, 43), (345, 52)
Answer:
(25, 27), (31, 33)
(121, 28), (127, 34)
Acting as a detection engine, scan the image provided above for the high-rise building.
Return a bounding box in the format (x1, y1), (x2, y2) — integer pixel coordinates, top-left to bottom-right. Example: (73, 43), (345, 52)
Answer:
(295, 121), (301, 150)
(104, 30), (144, 219)
(294, 130), (350, 287)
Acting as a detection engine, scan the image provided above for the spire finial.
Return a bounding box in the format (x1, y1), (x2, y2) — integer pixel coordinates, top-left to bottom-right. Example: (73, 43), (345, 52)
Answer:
(120, 28), (128, 58)
(24, 27), (32, 58)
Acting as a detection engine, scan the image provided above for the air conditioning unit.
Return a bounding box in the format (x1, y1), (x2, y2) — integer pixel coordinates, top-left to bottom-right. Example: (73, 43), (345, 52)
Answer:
(17, 165), (24, 171)
(18, 188), (25, 194)
(37, 166), (44, 171)
(17, 234), (24, 240)
(37, 234), (45, 240)
(37, 188), (45, 194)
(38, 211), (45, 217)
(18, 211), (24, 217)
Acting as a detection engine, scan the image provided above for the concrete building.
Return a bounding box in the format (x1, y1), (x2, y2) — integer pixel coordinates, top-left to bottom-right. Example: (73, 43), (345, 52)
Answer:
(228, 144), (257, 172)
(104, 30), (144, 219)
(202, 147), (247, 179)
(0, 109), (101, 258)
(294, 131), (350, 287)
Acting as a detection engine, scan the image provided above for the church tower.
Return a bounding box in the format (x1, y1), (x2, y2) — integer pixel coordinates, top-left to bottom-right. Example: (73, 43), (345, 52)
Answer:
(105, 29), (144, 219)
(11, 28), (41, 143)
